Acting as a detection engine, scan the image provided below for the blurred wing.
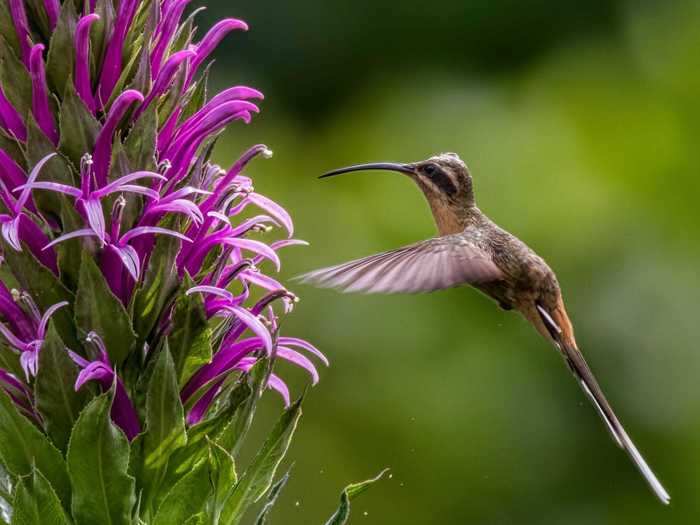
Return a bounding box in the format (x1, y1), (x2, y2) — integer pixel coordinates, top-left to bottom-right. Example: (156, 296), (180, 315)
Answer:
(295, 234), (503, 294)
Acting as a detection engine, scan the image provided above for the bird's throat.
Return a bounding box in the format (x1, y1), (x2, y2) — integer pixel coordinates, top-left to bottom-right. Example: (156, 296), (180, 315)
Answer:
(427, 201), (479, 235)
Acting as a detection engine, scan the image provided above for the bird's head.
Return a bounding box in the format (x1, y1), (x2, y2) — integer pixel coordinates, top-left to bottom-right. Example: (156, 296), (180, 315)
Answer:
(320, 152), (476, 234)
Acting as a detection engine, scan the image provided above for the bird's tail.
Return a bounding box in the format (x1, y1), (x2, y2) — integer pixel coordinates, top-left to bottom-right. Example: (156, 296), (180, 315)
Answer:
(536, 303), (671, 504)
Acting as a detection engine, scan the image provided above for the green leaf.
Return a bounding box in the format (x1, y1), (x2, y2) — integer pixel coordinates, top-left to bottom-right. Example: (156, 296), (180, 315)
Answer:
(182, 514), (205, 525)
(0, 343), (23, 380)
(151, 460), (211, 525)
(164, 381), (250, 488)
(67, 391), (136, 525)
(35, 322), (91, 453)
(208, 440), (237, 523)
(0, 242), (78, 349)
(124, 105), (157, 173)
(156, 58), (187, 125)
(0, 129), (25, 167)
(90, 0), (116, 77)
(11, 468), (71, 525)
(58, 81), (100, 168)
(220, 358), (272, 456)
(0, 391), (71, 508)
(46, 0), (77, 96)
(0, 2), (20, 59)
(220, 397), (303, 524)
(132, 234), (181, 344)
(75, 253), (136, 366)
(168, 274), (212, 387)
(56, 196), (85, 291)
(126, 41), (151, 107)
(323, 469), (390, 525)
(254, 469), (291, 525)
(0, 37), (31, 119)
(24, 118), (75, 220)
(139, 344), (187, 516)
(180, 66), (210, 123)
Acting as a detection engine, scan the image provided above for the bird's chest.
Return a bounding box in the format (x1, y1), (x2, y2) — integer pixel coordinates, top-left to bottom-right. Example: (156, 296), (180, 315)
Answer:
(483, 234), (558, 307)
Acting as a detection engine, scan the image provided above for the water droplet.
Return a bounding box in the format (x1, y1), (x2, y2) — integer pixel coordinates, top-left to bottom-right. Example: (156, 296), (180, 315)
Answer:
(388, 473), (393, 479)
(363, 511), (368, 516)
(295, 501), (300, 507)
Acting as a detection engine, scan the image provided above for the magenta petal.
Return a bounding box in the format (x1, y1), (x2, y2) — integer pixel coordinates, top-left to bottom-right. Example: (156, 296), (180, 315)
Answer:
(185, 378), (224, 426)
(199, 144), (270, 214)
(146, 199), (203, 224)
(68, 350), (90, 368)
(0, 88), (27, 141)
(1, 216), (21, 251)
(75, 360), (113, 390)
(113, 378), (141, 440)
(16, 153), (57, 212)
(222, 306), (272, 353)
(43, 228), (98, 250)
(0, 319), (29, 350)
(186, 285), (234, 301)
(13, 181), (82, 198)
(43, 0), (60, 31)
(278, 337), (329, 366)
(239, 270), (285, 293)
(264, 373), (290, 407)
(0, 369), (30, 398)
(246, 193), (294, 237)
(19, 348), (39, 380)
(151, 0), (192, 77)
(97, 0), (139, 104)
(74, 14), (100, 113)
(29, 45), (58, 145)
(17, 216), (58, 273)
(118, 225), (190, 245)
(8, 0), (31, 66)
(137, 50), (194, 117)
(37, 301), (68, 339)
(91, 170), (165, 198)
(82, 197), (106, 245)
(109, 244), (140, 281)
(181, 337), (262, 401)
(0, 283), (34, 341)
(190, 19), (249, 80)
(227, 215), (280, 237)
(93, 90), (144, 186)
(277, 346), (319, 385)
(224, 238), (280, 271)
(74, 357), (141, 440)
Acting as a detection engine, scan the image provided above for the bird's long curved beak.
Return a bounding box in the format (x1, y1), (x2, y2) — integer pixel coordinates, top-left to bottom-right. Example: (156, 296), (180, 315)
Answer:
(319, 162), (415, 179)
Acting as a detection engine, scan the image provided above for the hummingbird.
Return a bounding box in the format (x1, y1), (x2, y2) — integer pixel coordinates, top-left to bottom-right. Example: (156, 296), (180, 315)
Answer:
(296, 152), (670, 504)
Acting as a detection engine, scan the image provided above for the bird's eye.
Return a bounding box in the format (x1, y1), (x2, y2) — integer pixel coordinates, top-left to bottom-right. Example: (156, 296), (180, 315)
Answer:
(423, 164), (438, 176)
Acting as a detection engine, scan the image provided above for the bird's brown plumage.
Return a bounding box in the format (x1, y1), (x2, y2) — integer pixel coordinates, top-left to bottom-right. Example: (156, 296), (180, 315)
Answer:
(297, 153), (670, 503)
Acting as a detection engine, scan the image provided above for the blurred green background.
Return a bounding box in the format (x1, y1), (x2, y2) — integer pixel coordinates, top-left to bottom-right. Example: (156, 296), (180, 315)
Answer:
(204, 0), (700, 523)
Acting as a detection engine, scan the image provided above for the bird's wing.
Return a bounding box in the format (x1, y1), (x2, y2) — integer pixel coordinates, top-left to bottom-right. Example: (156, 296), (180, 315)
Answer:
(294, 234), (503, 294)
(536, 304), (670, 505)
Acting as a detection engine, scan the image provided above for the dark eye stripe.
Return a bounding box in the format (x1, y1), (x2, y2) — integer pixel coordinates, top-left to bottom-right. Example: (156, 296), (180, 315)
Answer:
(431, 169), (458, 196)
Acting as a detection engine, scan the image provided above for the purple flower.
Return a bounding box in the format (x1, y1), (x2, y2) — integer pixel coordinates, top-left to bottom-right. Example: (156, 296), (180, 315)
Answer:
(0, 153), (58, 272)
(0, 293), (68, 381)
(69, 333), (141, 440)
(0, 0), (324, 443)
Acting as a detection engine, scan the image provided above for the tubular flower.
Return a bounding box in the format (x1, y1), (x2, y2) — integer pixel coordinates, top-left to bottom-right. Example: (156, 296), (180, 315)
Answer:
(0, 0), (323, 484)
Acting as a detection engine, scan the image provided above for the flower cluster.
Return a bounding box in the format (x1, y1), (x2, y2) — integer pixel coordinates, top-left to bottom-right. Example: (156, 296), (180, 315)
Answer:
(0, 0), (325, 440)
(0, 2), (391, 523)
